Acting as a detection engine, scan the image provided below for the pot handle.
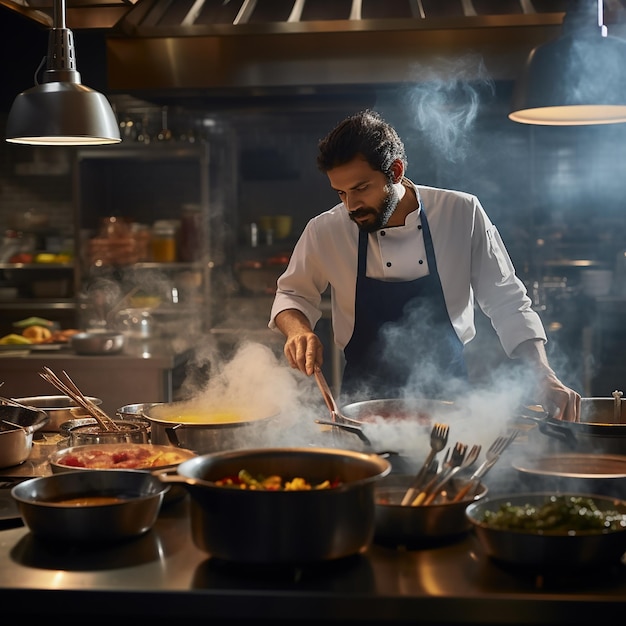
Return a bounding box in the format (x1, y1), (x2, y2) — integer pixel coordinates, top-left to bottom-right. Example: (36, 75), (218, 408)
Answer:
(517, 406), (578, 449)
(164, 423), (187, 448)
(538, 419), (578, 449)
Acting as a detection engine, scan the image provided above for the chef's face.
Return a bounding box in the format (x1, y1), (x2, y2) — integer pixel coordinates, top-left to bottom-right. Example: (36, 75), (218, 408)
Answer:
(327, 157), (400, 232)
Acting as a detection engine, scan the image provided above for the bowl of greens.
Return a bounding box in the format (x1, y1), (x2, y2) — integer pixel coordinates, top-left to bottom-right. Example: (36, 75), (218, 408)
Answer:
(466, 492), (626, 569)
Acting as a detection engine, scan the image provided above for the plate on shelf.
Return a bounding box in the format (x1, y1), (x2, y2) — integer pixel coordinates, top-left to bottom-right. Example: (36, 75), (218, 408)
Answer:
(0, 343), (68, 352)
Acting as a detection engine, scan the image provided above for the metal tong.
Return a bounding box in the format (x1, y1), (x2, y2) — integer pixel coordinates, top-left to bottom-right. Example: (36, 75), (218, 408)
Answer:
(39, 366), (120, 431)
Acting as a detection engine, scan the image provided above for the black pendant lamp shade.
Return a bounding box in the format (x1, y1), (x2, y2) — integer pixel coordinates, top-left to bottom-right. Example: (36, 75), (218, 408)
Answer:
(509, 0), (626, 126)
(5, 1), (121, 145)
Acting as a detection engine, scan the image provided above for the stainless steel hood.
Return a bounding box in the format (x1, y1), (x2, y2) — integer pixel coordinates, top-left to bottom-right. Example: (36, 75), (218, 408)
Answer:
(4, 1), (625, 99)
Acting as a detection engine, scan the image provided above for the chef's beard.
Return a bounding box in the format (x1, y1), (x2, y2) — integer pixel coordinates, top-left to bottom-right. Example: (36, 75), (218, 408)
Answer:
(350, 184), (400, 233)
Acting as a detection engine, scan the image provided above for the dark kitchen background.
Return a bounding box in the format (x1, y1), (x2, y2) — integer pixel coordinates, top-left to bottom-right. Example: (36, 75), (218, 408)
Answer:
(1, 0), (626, 397)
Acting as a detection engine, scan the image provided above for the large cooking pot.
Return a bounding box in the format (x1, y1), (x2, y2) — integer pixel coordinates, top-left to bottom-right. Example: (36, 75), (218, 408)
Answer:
(521, 396), (626, 455)
(141, 400), (279, 454)
(0, 404), (49, 468)
(157, 447), (391, 563)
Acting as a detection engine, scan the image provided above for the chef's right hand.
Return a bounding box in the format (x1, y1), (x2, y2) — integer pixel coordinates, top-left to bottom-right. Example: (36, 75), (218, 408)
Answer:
(284, 331), (323, 376)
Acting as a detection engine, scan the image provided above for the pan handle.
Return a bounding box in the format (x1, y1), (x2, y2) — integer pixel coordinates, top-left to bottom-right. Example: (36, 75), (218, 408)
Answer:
(517, 406), (578, 449)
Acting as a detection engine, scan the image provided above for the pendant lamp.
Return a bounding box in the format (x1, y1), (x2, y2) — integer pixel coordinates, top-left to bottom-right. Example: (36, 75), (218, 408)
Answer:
(509, 0), (626, 126)
(5, 0), (121, 145)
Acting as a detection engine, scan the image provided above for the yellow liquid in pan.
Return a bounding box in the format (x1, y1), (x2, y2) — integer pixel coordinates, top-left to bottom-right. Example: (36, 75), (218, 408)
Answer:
(161, 410), (251, 424)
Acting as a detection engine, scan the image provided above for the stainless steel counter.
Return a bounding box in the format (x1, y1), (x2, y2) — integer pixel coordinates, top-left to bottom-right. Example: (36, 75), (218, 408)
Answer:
(0, 491), (625, 622)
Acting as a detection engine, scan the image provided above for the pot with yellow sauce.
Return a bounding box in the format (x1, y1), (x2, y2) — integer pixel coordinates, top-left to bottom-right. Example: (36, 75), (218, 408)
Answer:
(141, 400), (279, 454)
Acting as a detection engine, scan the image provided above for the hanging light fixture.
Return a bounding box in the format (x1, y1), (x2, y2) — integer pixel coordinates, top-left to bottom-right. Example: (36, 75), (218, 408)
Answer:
(509, 0), (626, 126)
(5, 0), (121, 145)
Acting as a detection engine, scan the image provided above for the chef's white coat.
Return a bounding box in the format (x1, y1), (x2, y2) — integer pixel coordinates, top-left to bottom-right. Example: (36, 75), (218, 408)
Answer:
(269, 181), (546, 356)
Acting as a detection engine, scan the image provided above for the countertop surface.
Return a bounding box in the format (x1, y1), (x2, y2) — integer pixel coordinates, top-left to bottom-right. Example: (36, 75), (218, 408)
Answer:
(1, 461), (625, 622)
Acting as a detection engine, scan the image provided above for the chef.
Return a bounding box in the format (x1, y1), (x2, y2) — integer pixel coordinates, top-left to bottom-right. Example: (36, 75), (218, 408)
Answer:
(269, 110), (581, 422)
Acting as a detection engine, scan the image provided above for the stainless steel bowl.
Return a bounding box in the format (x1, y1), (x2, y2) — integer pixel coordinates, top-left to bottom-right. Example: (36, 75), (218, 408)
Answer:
(70, 331), (125, 355)
(0, 404), (50, 469)
(466, 492), (626, 569)
(11, 470), (169, 543)
(12, 395), (103, 432)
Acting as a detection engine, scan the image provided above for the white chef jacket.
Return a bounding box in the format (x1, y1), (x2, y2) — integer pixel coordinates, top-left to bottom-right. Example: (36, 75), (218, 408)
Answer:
(269, 181), (546, 357)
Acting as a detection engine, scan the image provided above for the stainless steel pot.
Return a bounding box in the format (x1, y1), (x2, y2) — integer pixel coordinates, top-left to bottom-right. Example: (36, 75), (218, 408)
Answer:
(0, 405), (49, 468)
(521, 397), (626, 455)
(158, 447), (391, 563)
(141, 400), (278, 454)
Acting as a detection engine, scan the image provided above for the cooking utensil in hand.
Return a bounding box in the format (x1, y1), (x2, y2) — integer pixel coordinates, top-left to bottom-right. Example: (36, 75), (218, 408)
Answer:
(401, 422), (449, 505)
(313, 367), (362, 426)
(315, 418), (373, 447)
(411, 441), (468, 506)
(420, 443), (481, 506)
(452, 430), (519, 502)
(39, 366), (120, 431)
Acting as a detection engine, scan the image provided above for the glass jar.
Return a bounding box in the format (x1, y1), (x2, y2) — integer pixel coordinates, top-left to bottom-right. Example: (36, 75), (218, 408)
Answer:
(151, 221), (177, 262)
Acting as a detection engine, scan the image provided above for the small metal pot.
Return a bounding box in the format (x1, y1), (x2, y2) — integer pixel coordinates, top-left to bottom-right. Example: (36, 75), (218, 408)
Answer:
(158, 447), (391, 563)
(60, 417), (149, 446)
(142, 400), (278, 454)
(11, 470), (169, 543)
(12, 395), (103, 432)
(374, 474), (488, 547)
(0, 405), (49, 469)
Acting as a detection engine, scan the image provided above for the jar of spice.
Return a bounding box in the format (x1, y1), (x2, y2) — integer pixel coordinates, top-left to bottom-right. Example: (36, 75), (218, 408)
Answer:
(151, 221), (177, 262)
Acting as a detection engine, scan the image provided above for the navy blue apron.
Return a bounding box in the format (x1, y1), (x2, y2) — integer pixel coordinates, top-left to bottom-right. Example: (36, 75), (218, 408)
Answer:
(341, 202), (467, 401)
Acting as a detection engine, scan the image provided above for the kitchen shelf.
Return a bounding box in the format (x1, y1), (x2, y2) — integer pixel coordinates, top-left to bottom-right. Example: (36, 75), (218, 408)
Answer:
(0, 263), (73, 270)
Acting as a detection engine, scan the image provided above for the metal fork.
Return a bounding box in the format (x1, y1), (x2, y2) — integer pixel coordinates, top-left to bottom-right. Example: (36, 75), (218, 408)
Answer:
(421, 443), (481, 506)
(410, 441), (467, 506)
(400, 422), (449, 505)
(452, 430), (519, 502)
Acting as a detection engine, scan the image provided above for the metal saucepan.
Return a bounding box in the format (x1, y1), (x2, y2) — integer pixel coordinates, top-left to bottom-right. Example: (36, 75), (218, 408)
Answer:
(11, 469), (169, 543)
(466, 492), (626, 569)
(141, 400), (279, 454)
(0, 404), (49, 469)
(519, 395), (626, 455)
(157, 447), (391, 563)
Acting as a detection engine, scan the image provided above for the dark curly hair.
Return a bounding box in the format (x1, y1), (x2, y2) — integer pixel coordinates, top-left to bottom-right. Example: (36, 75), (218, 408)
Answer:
(316, 110), (407, 180)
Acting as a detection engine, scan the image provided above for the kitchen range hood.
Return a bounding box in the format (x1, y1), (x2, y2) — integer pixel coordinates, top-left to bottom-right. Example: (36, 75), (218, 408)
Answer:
(4, 1), (625, 101)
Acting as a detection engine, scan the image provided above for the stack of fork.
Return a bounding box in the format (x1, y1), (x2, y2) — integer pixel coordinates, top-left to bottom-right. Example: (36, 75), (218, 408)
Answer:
(400, 423), (519, 507)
